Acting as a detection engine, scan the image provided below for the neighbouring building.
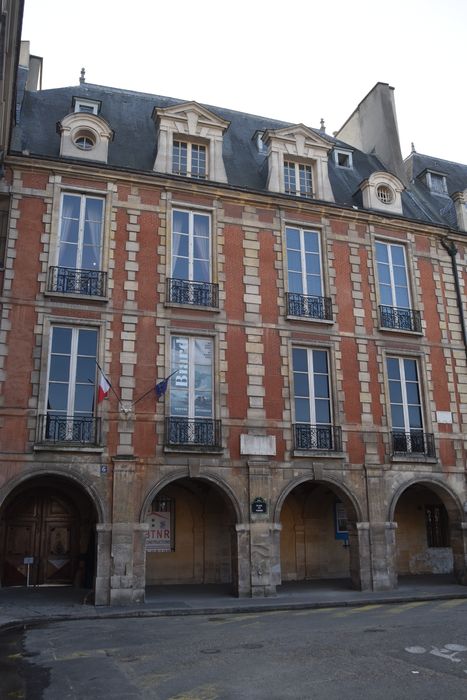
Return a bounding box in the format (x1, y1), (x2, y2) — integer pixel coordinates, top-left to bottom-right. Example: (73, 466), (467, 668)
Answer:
(0, 55), (466, 604)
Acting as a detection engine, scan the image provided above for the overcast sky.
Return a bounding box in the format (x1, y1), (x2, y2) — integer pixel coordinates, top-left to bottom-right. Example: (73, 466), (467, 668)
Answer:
(21, 0), (467, 165)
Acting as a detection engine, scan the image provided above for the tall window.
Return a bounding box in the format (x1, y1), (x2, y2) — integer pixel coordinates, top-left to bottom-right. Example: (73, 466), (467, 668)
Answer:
(425, 504), (449, 547)
(172, 141), (207, 178)
(45, 327), (98, 442)
(386, 356), (430, 456)
(58, 194), (104, 272)
(284, 161), (313, 197)
(376, 241), (410, 309)
(287, 227), (323, 297)
(293, 347), (335, 450)
(172, 209), (211, 283)
(170, 336), (213, 419)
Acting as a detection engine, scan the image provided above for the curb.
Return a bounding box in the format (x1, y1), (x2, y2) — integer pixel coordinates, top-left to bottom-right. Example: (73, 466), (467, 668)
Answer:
(2, 590), (467, 633)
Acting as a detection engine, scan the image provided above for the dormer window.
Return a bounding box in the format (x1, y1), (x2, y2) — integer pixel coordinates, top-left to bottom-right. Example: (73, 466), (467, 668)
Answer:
(427, 171), (448, 195)
(376, 184), (394, 204)
(58, 112), (113, 163)
(284, 161), (313, 198)
(172, 140), (207, 179)
(72, 98), (100, 115)
(153, 102), (230, 183)
(360, 172), (404, 214)
(253, 131), (267, 154)
(73, 130), (96, 151)
(334, 149), (353, 169)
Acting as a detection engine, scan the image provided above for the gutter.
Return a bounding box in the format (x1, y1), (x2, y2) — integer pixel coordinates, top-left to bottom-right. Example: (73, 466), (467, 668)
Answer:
(441, 239), (467, 362)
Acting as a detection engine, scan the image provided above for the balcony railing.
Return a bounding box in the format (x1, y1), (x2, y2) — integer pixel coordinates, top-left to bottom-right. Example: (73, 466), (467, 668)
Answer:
(286, 293), (333, 321)
(166, 278), (219, 308)
(36, 414), (101, 446)
(165, 417), (222, 450)
(294, 424), (342, 452)
(379, 305), (421, 333)
(48, 266), (107, 297)
(391, 430), (435, 458)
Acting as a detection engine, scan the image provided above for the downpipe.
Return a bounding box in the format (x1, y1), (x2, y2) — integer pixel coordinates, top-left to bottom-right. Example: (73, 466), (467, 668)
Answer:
(441, 238), (467, 363)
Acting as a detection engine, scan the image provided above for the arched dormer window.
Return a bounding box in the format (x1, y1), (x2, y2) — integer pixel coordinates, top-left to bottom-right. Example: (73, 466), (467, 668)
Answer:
(360, 171), (404, 214)
(57, 112), (114, 163)
(153, 101), (230, 183)
(263, 124), (334, 202)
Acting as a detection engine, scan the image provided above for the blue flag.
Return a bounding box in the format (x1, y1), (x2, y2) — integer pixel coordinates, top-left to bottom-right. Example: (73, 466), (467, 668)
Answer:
(155, 371), (178, 400)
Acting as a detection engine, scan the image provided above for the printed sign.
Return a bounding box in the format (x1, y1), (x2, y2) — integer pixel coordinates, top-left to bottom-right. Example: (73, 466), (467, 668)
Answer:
(146, 504), (172, 552)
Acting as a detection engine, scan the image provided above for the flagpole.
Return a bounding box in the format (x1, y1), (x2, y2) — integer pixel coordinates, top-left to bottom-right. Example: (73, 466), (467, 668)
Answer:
(132, 370), (179, 407)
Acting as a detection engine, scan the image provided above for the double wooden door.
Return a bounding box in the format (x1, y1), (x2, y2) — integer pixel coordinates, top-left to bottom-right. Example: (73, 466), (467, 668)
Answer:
(2, 489), (77, 586)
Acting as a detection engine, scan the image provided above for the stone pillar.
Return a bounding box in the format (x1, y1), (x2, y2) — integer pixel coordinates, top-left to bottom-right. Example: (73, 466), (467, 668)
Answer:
(348, 522), (371, 591)
(94, 523), (111, 605)
(364, 465), (398, 590)
(451, 521), (467, 584)
(247, 459), (277, 597)
(235, 524), (251, 597)
(108, 456), (147, 605)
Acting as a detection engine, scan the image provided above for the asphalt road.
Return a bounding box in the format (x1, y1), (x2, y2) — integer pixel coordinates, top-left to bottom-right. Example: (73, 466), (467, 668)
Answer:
(1, 599), (467, 699)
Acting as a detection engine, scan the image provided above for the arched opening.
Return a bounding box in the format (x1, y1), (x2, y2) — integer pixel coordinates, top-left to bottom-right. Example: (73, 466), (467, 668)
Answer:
(0, 475), (98, 590)
(143, 477), (239, 594)
(392, 481), (463, 582)
(278, 480), (362, 590)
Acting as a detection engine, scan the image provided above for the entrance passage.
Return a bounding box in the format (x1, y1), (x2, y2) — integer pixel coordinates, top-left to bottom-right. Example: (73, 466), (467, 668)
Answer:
(394, 485), (453, 576)
(145, 478), (237, 588)
(1, 479), (97, 588)
(280, 482), (356, 584)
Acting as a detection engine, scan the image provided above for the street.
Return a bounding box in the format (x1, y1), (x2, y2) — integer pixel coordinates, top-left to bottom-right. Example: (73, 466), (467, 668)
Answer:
(1, 599), (467, 699)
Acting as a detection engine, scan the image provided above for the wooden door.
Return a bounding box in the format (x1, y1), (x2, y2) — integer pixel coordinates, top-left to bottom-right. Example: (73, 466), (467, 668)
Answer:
(2, 490), (77, 586)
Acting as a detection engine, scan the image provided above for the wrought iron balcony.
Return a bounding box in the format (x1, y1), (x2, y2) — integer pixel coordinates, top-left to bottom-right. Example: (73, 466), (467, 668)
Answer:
(48, 266), (107, 297)
(286, 292), (333, 321)
(379, 305), (421, 333)
(165, 417), (222, 450)
(166, 278), (219, 308)
(294, 423), (342, 452)
(391, 430), (435, 458)
(36, 414), (101, 446)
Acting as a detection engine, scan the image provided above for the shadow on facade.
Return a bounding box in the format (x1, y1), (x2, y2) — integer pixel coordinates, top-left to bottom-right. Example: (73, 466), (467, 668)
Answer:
(392, 481), (466, 585)
(144, 477), (239, 596)
(0, 474), (98, 591)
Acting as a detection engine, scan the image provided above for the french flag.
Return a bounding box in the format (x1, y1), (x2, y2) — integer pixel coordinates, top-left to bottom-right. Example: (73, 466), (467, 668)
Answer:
(97, 371), (111, 403)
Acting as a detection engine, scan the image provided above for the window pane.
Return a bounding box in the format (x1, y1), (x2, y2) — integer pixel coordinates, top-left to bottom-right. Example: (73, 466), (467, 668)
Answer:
(286, 227), (300, 249)
(49, 355), (70, 382)
(59, 219), (79, 245)
(380, 286), (393, 306)
(192, 259), (210, 282)
(172, 258), (189, 280)
(75, 356), (95, 383)
(81, 245), (100, 269)
(170, 389), (188, 416)
(58, 243), (78, 269)
(406, 382), (421, 405)
(395, 287), (410, 308)
(389, 381), (403, 404)
(306, 275), (322, 296)
(304, 232), (319, 253)
(403, 360), (418, 381)
(376, 242), (389, 263)
(193, 235), (209, 261)
(173, 231), (189, 258)
(393, 266), (408, 287)
(193, 214), (209, 238)
(377, 262), (391, 285)
(288, 272), (302, 293)
(313, 350), (328, 374)
(391, 246), (406, 266)
(77, 329), (97, 356)
(295, 397), (310, 422)
(47, 383), (69, 412)
(293, 372), (309, 397)
(287, 250), (302, 273)
(314, 374), (330, 398)
(85, 198), (104, 223)
(173, 210), (189, 234)
(292, 348), (308, 373)
(315, 399), (331, 424)
(391, 404), (405, 429)
(74, 384), (94, 414)
(52, 327), (72, 354)
(408, 405), (423, 429)
(305, 254), (320, 276)
(386, 358), (400, 380)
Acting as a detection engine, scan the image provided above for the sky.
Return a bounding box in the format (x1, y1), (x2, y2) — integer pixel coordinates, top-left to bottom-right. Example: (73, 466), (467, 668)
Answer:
(21, 0), (467, 165)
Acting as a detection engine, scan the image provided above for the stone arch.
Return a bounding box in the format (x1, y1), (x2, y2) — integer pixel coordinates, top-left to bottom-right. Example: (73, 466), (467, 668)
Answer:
(0, 468), (102, 589)
(274, 475), (365, 591)
(141, 470), (243, 593)
(389, 477), (466, 583)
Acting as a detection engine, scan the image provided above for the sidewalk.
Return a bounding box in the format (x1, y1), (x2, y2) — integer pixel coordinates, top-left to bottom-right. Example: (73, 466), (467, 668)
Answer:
(1, 575), (467, 631)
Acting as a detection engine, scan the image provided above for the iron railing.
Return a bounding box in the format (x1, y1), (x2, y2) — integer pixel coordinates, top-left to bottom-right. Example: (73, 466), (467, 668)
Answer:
(165, 417), (222, 449)
(166, 278), (219, 307)
(379, 305), (421, 333)
(36, 414), (101, 446)
(294, 424), (342, 451)
(286, 292), (333, 321)
(391, 430), (435, 457)
(48, 266), (107, 297)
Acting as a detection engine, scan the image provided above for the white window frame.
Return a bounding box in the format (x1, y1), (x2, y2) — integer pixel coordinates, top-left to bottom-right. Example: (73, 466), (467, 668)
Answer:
(284, 160), (313, 198)
(57, 192), (104, 271)
(171, 208), (211, 283)
(172, 140), (207, 179)
(286, 226), (324, 298)
(386, 356), (424, 433)
(74, 99), (99, 115)
(427, 171), (448, 195)
(45, 326), (99, 438)
(292, 347), (332, 426)
(375, 240), (411, 309)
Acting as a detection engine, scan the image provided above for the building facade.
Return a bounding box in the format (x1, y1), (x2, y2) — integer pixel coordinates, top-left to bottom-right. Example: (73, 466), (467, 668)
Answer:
(0, 66), (466, 605)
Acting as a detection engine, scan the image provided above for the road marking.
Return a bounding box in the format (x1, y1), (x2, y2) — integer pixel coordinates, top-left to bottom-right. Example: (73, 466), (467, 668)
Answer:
(437, 599), (467, 609)
(385, 601), (428, 614)
(207, 613), (261, 625)
(293, 607), (336, 616)
(333, 604), (384, 618)
(167, 684), (219, 700)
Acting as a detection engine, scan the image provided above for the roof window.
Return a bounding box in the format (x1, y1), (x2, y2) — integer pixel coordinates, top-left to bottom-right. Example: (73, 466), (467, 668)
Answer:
(334, 149), (353, 168)
(72, 98), (101, 115)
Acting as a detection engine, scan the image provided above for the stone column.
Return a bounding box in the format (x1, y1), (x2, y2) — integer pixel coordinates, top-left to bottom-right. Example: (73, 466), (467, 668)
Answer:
(247, 458), (277, 597)
(348, 522), (371, 591)
(451, 521), (467, 584)
(109, 456), (147, 605)
(364, 466), (398, 590)
(94, 524), (111, 605)
(235, 524), (251, 597)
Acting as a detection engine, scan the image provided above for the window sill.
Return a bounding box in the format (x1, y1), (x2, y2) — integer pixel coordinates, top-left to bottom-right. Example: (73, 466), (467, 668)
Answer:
(378, 325), (423, 336)
(164, 445), (223, 454)
(34, 444), (104, 453)
(391, 454), (438, 464)
(287, 315), (334, 324)
(165, 301), (220, 313)
(44, 290), (109, 303)
(293, 450), (345, 459)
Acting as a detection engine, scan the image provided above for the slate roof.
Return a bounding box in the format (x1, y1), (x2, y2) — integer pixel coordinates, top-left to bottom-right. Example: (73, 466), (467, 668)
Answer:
(10, 75), (467, 232)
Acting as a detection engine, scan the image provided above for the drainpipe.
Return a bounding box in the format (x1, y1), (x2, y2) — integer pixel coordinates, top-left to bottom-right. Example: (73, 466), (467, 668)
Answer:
(441, 239), (467, 363)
